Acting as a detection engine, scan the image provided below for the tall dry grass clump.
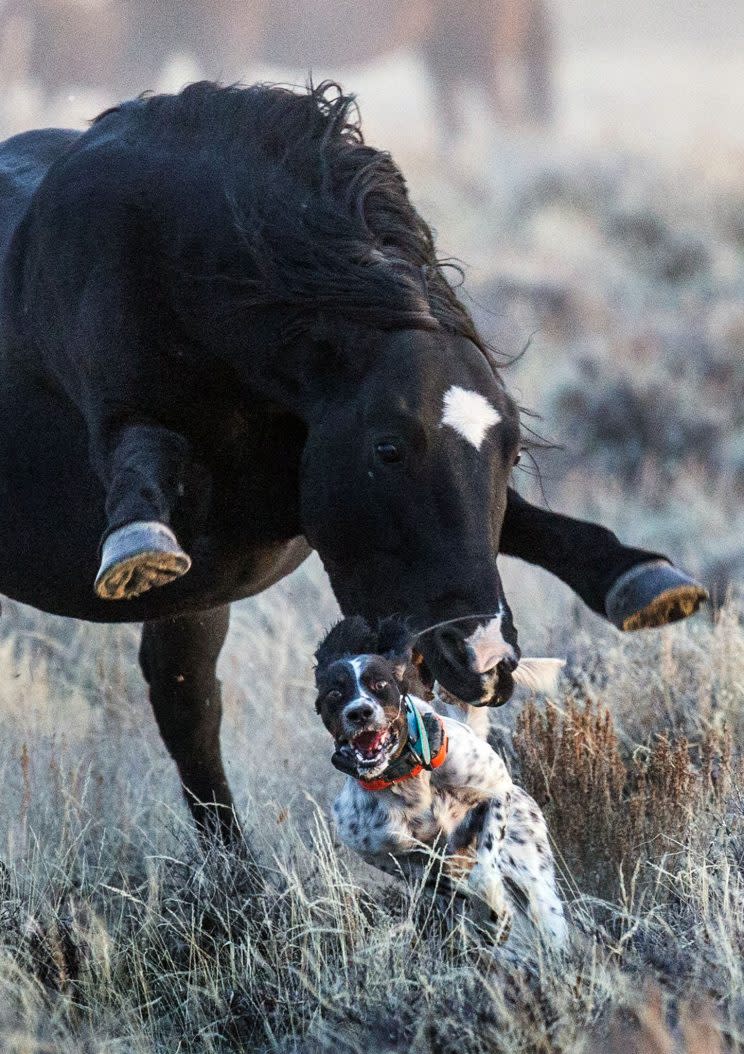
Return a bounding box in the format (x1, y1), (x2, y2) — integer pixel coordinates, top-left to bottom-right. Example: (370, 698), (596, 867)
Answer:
(0, 604), (737, 1052)
(514, 695), (736, 901)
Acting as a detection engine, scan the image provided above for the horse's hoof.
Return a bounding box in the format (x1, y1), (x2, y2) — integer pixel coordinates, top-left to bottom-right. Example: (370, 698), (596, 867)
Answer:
(605, 559), (708, 631)
(94, 521), (192, 600)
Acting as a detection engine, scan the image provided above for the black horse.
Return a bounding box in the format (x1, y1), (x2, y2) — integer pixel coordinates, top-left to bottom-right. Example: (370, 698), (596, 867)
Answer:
(0, 82), (705, 838)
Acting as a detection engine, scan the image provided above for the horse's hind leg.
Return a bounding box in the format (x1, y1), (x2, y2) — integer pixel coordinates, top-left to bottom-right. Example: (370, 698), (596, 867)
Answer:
(501, 488), (708, 630)
(139, 605), (239, 842)
(93, 421), (193, 600)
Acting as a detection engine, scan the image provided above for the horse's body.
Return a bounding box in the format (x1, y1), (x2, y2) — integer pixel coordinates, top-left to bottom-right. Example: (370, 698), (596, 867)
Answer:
(0, 83), (705, 838)
(0, 123), (314, 623)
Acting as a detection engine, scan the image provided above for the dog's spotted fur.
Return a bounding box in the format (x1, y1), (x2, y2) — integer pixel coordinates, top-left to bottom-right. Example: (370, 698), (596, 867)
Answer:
(315, 617), (567, 949)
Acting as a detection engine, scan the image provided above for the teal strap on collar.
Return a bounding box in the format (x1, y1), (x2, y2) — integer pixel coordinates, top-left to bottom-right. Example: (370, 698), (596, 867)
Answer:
(405, 697), (431, 766)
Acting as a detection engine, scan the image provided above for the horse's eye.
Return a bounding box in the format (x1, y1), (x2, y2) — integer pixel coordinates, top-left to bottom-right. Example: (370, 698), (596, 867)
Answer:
(370, 680), (388, 694)
(375, 441), (403, 464)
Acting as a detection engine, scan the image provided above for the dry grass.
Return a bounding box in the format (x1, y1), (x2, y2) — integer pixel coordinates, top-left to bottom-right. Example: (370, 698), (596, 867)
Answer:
(604, 985), (724, 1054)
(513, 695), (735, 900)
(0, 582), (741, 1053)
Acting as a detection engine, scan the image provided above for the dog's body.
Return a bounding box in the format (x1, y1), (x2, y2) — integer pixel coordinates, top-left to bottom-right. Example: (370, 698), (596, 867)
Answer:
(315, 618), (567, 948)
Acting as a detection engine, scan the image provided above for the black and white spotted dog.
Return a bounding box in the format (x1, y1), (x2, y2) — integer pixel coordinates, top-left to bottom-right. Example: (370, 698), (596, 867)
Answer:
(314, 616), (567, 949)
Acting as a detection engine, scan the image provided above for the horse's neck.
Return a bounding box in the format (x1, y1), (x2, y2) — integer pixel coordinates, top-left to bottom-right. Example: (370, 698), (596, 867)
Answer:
(431, 685), (491, 741)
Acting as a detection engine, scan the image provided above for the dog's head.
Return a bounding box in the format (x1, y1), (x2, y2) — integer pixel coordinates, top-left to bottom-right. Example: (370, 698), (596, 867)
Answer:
(314, 616), (415, 779)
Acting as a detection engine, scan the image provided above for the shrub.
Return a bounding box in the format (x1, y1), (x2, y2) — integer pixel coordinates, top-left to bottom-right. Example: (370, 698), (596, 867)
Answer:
(513, 696), (734, 902)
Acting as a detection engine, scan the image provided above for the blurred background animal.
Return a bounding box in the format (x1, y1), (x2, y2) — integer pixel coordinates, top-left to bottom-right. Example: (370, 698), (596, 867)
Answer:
(1, 0), (553, 126)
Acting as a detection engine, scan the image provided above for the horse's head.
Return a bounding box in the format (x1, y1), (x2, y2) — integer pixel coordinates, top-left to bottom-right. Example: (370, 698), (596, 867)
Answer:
(300, 327), (522, 706)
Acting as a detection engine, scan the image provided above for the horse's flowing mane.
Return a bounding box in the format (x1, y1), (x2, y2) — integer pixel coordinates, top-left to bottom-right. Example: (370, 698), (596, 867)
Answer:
(95, 80), (486, 351)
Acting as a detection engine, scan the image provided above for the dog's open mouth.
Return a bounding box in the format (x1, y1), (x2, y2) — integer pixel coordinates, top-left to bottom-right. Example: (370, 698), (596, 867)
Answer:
(339, 726), (399, 771)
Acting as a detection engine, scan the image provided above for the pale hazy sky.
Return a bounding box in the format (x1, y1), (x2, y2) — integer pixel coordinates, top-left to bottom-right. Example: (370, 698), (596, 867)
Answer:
(555, 0), (744, 50)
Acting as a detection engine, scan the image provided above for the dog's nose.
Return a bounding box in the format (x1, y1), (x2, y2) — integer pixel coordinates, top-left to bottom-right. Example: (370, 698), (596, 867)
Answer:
(497, 655), (518, 676)
(345, 701), (374, 725)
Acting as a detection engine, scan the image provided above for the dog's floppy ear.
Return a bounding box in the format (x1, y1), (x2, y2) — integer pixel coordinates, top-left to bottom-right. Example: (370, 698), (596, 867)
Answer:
(376, 617), (414, 683)
(314, 616), (377, 685)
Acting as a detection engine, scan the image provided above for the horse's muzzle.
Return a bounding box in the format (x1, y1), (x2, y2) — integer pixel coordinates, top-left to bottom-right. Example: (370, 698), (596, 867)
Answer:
(419, 625), (520, 707)
(477, 657), (518, 707)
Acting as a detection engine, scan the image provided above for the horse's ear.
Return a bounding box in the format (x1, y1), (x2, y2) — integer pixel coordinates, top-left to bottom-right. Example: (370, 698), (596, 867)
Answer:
(314, 616), (376, 684)
(376, 617), (413, 682)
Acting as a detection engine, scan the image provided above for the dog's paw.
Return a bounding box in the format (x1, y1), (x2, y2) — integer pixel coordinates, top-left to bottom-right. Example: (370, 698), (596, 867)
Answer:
(468, 864), (512, 942)
(442, 846), (477, 883)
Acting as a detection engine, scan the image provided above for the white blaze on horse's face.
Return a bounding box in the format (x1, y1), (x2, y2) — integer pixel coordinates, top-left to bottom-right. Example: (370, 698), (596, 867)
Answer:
(440, 385), (502, 450)
(465, 610), (517, 674)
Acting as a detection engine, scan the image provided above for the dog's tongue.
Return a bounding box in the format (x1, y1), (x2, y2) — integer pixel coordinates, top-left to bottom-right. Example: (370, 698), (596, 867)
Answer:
(354, 730), (384, 755)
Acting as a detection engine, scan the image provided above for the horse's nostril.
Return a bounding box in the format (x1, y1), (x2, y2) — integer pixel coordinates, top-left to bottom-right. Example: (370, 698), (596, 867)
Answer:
(436, 628), (469, 666)
(453, 638), (469, 664)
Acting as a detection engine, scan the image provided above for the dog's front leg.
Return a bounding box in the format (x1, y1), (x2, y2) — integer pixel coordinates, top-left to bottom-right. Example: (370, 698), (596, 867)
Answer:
(500, 787), (568, 948)
(464, 795), (513, 941)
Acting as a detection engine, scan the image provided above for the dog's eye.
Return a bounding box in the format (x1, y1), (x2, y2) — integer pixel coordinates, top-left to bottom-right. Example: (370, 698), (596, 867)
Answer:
(370, 680), (388, 694)
(325, 689), (342, 704)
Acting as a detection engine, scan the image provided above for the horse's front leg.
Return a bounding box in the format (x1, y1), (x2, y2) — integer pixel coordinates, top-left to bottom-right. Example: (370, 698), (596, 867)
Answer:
(93, 420), (193, 600)
(139, 605), (240, 843)
(500, 488), (707, 630)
